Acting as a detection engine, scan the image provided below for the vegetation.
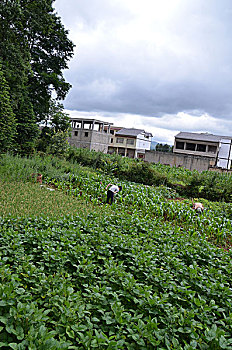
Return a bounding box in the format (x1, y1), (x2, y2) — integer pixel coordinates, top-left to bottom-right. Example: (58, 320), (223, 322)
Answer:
(65, 147), (232, 203)
(0, 153), (232, 349)
(1, 1), (232, 348)
(0, 0), (74, 154)
(155, 143), (173, 152)
(0, 63), (17, 153)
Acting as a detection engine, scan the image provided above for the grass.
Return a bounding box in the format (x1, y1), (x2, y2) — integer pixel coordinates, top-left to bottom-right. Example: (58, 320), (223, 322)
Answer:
(0, 180), (105, 219)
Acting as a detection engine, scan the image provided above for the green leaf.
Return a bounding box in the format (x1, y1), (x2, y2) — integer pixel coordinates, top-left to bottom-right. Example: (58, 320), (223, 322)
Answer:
(219, 336), (230, 349)
(9, 344), (18, 350)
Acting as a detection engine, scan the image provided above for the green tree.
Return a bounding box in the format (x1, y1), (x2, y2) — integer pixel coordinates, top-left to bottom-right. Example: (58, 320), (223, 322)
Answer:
(155, 143), (173, 152)
(15, 92), (39, 154)
(0, 0), (74, 153)
(36, 100), (71, 153)
(0, 0), (31, 112)
(46, 130), (70, 156)
(47, 100), (71, 133)
(0, 63), (17, 153)
(21, 0), (75, 122)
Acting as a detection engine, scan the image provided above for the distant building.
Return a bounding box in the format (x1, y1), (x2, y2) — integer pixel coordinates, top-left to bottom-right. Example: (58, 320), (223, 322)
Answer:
(69, 118), (113, 153)
(108, 128), (153, 159)
(173, 132), (232, 169)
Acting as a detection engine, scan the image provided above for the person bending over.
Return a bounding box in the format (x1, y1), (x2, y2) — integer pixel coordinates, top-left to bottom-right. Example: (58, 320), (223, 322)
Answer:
(192, 201), (204, 213)
(106, 184), (122, 205)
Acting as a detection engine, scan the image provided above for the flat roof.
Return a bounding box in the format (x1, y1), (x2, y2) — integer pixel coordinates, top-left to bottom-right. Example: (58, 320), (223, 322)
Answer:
(116, 128), (152, 137)
(70, 117), (113, 125)
(175, 132), (232, 143)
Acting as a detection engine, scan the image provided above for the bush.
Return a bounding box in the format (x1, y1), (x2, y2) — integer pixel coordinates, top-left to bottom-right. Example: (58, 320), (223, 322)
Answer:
(119, 161), (168, 186)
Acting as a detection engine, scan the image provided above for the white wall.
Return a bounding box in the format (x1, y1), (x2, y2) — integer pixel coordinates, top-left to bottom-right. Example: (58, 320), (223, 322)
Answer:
(216, 138), (232, 169)
(136, 133), (152, 150)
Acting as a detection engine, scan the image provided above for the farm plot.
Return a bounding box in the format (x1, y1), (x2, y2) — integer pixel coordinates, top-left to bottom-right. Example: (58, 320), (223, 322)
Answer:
(46, 172), (232, 247)
(0, 211), (232, 349)
(1, 155), (232, 349)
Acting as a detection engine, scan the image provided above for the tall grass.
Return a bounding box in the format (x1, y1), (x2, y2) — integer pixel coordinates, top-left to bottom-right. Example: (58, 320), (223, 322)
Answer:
(0, 153), (105, 218)
(0, 152), (92, 183)
(0, 180), (106, 218)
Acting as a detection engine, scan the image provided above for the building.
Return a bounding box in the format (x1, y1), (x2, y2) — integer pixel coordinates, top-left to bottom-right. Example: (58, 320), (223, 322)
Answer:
(173, 132), (232, 169)
(69, 118), (113, 153)
(108, 128), (153, 159)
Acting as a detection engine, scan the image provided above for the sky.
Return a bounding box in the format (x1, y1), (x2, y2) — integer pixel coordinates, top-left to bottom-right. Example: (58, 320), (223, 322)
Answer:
(54, 0), (232, 144)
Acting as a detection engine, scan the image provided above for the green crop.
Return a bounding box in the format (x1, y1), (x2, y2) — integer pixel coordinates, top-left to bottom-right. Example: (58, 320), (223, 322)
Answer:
(1, 153), (232, 349)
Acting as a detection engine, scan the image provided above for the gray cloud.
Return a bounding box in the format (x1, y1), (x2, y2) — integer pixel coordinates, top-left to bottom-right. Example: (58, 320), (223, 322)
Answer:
(55, 0), (232, 140)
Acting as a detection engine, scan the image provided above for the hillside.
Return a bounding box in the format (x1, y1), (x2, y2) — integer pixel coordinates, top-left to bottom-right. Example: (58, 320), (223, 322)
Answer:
(150, 140), (158, 150)
(0, 153), (232, 349)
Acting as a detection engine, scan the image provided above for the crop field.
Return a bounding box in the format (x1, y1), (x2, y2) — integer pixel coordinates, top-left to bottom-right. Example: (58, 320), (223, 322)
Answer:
(0, 154), (232, 349)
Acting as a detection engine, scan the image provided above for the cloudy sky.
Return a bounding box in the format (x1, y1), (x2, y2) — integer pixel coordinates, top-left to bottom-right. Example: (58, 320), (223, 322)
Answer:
(54, 0), (232, 144)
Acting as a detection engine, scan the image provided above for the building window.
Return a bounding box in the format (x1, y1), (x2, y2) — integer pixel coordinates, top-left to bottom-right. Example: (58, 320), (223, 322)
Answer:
(176, 141), (184, 149)
(196, 144), (206, 152)
(208, 145), (217, 153)
(111, 138), (113, 143)
(93, 124), (100, 131)
(74, 131), (78, 136)
(72, 121), (82, 128)
(127, 138), (134, 145)
(83, 123), (91, 129)
(110, 130), (114, 135)
(116, 137), (124, 144)
(84, 132), (89, 137)
(186, 143), (196, 151)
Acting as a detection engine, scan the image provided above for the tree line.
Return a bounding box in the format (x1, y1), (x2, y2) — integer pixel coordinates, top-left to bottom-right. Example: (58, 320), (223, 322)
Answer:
(0, 0), (74, 154)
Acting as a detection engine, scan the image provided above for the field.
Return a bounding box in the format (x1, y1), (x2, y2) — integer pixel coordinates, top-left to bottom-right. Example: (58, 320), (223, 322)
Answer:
(0, 153), (232, 349)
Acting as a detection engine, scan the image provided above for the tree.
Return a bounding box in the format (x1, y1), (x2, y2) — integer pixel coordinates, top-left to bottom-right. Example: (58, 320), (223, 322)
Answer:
(155, 143), (173, 152)
(36, 100), (71, 153)
(0, 0), (31, 113)
(46, 130), (70, 157)
(15, 92), (39, 154)
(0, 63), (17, 153)
(47, 100), (71, 133)
(0, 0), (74, 153)
(21, 0), (75, 122)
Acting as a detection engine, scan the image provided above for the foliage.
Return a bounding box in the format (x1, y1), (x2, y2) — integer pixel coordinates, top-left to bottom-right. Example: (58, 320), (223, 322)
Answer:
(0, 207), (232, 349)
(0, 180), (102, 218)
(23, 0), (75, 121)
(1, 153), (232, 349)
(15, 92), (39, 155)
(66, 147), (232, 202)
(155, 143), (173, 152)
(0, 0), (31, 112)
(37, 100), (71, 154)
(0, 63), (17, 153)
(0, 0), (74, 153)
(46, 131), (71, 157)
(46, 100), (71, 133)
(118, 161), (168, 186)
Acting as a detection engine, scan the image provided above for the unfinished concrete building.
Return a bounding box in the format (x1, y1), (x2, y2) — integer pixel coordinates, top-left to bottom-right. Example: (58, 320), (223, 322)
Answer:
(173, 132), (232, 169)
(69, 118), (113, 153)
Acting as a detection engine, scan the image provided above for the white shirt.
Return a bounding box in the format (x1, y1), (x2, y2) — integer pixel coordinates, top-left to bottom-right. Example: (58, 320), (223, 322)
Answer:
(193, 203), (204, 211)
(109, 185), (120, 193)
